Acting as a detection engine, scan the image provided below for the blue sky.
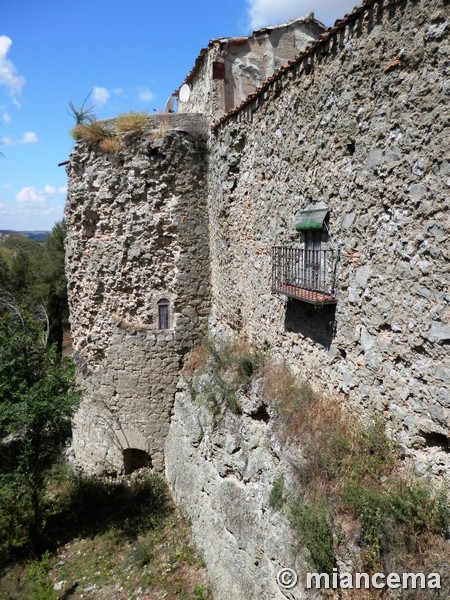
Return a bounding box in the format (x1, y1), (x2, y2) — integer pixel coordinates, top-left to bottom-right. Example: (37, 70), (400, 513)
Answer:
(0, 0), (357, 231)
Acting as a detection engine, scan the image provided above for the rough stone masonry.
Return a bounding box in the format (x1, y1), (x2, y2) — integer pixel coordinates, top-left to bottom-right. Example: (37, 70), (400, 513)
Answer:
(204, 0), (450, 474)
(65, 0), (449, 597)
(66, 114), (210, 473)
(166, 0), (450, 597)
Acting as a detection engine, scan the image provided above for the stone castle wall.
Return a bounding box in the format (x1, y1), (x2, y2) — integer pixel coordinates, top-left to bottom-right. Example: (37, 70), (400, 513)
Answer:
(206, 0), (449, 473)
(164, 2), (450, 596)
(64, 0), (450, 596)
(65, 114), (210, 473)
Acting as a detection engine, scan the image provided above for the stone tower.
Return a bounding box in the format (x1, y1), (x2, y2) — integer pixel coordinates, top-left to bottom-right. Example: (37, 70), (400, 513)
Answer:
(65, 114), (210, 474)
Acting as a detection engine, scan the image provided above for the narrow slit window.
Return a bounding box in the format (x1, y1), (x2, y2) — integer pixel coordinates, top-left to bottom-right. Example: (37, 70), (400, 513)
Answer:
(158, 298), (170, 329)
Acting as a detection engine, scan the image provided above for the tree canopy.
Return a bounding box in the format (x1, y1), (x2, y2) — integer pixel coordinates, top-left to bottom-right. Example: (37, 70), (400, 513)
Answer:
(0, 220), (80, 555)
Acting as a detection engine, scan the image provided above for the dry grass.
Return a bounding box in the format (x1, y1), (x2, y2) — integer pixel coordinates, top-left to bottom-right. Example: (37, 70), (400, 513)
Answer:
(116, 111), (149, 133)
(184, 336), (265, 414)
(183, 343), (210, 376)
(70, 121), (111, 143)
(261, 360), (316, 438)
(113, 314), (149, 332)
(99, 136), (121, 153)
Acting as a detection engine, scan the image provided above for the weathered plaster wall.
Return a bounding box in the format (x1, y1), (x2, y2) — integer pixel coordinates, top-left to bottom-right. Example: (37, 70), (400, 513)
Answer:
(65, 114), (210, 474)
(223, 17), (325, 114)
(178, 16), (325, 123)
(206, 0), (450, 475)
(178, 44), (226, 124)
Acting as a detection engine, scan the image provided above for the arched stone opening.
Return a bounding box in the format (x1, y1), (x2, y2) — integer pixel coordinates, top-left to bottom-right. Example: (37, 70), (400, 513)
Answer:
(123, 448), (152, 475)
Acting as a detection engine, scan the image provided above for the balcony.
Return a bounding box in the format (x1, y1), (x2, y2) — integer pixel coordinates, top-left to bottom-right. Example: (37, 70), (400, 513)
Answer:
(272, 246), (339, 305)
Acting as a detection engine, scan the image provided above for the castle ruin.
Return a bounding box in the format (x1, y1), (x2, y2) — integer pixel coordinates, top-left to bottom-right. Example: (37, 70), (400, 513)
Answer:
(65, 0), (449, 596)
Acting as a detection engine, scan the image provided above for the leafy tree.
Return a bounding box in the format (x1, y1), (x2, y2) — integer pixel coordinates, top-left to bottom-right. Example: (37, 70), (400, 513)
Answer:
(44, 220), (66, 284)
(43, 220), (69, 351)
(8, 250), (34, 301)
(0, 294), (80, 554)
(0, 254), (10, 290)
(46, 282), (64, 355)
(0, 219), (69, 355)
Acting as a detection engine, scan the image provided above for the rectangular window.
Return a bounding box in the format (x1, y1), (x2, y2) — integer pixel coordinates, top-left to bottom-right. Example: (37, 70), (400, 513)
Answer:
(213, 61), (225, 80)
(158, 299), (170, 329)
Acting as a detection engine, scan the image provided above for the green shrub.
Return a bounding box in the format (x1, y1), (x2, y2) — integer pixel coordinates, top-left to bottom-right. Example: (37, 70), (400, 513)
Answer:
(433, 483), (450, 535)
(68, 95), (96, 125)
(342, 481), (386, 568)
(342, 473), (450, 569)
(387, 477), (450, 547)
(28, 551), (57, 600)
(291, 503), (336, 574)
(190, 585), (210, 600)
(269, 475), (285, 511)
(186, 336), (265, 415)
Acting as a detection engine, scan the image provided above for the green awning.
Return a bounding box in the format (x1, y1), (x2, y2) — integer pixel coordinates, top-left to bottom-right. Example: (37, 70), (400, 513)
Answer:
(295, 208), (329, 231)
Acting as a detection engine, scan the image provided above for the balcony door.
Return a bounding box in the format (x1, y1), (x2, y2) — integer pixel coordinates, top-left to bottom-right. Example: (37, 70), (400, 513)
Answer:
(303, 231), (322, 291)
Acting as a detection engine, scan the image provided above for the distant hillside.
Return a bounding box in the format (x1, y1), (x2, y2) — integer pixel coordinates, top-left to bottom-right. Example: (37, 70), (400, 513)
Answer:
(0, 232), (49, 303)
(0, 229), (49, 242)
(0, 232), (46, 265)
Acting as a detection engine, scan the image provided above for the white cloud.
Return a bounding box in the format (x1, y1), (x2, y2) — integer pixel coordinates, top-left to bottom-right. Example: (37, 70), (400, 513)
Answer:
(0, 35), (25, 98)
(42, 185), (67, 195)
(15, 184), (66, 205)
(138, 87), (154, 102)
(0, 131), (39, 145)
(16, 186), (46, 204)
(0, 201), (65, 230)
(2, 110), (11, 124)
(20, 131), (39, 144)
(92, 86), (110, 105)
(246, 0), (359, 29)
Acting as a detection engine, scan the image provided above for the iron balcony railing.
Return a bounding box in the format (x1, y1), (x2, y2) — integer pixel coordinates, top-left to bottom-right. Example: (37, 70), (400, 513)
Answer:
(272, 246), (339, 305)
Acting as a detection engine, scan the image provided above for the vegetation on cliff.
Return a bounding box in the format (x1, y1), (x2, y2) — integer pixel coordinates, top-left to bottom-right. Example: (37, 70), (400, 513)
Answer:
(184, 336), (450, 590)
(0, 466), (211, 599)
